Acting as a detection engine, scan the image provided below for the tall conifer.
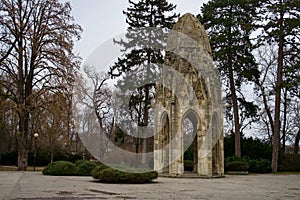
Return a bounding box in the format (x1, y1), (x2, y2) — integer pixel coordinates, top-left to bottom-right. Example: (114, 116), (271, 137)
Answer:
(109, 0), (178, 155)
(200, 0), (260, 157)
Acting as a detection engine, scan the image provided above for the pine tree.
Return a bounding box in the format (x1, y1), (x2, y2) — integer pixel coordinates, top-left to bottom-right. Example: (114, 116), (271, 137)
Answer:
(109, 0), (178, 76)
(199, 0), (260, 157)
(109, 0), (178, 155)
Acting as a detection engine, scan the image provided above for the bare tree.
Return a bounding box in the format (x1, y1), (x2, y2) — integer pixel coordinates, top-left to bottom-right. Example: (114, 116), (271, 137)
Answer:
(32, 91), (73, 163)
(78, 65), (113, 158)
(0, 85), (18, 155)
(0, 0), (82, 170)
(255, 42), (300, 160)
(82, 65), (112, 129)
(254, 44), (277, 139)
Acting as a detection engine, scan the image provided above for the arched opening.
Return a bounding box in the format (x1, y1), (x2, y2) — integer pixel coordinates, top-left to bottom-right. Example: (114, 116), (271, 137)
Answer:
(161, 112), (170, 173)
(182, 110), (198, 173)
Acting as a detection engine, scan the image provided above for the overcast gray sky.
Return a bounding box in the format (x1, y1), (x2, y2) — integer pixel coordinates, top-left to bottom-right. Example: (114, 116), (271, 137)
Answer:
(67, 0), (209, 61)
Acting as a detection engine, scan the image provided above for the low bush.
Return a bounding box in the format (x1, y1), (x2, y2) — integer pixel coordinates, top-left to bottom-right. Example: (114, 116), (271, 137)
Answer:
(184, 160), (194, 171)
(248, 159), (271, 173)
(226, 156), (273, 173)
(75, 160), (97, 176)
(53, 151), (82, 163)
(28, 150), (51, 166)
(1, 149), (86, 167)
(42, 161), (77, 176)
(0, 151), (17, 166)
(278, 154), (300, 172)
(91, 164), (110, 179)
(226, 161), (249, 171)
(224, 134), (272, 160)
(225, 156), (248, 172)
(225, 156), (244, 163)
(91, 165), (158, 184)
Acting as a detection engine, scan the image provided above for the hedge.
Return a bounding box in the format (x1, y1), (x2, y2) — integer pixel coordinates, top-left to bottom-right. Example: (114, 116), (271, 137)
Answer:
(42, 161), (77, 176)
(75, 160), (97, 176)
(91, 165), (158, 183)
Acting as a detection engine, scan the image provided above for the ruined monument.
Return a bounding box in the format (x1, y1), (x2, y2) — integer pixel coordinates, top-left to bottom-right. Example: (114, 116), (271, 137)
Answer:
(154, 13), (224, 177)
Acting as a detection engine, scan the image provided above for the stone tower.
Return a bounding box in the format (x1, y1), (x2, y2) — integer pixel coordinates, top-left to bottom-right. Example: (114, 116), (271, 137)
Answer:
(154, 13), (224, 177)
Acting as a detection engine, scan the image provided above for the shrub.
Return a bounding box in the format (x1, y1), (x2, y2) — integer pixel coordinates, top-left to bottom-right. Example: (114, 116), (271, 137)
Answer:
(91, 166), (158, 183)
(75, 160), (97, 176)
(248, 159), (271, 173)
(225, 156), (244, 163)
(28, 150), (51, 166)
(184, 160), (194, 171)
(53, 151), (82, 163)
(91, 165), (110, 179)
(226, 156), (273, 173)
(225, 157), (249, 171)
(224, 134), (272, 160)
(0, 151), (17, 166)
(42, 161), (77, 176)
(278, 154), (300, 172)
(226, 161), (249, 171)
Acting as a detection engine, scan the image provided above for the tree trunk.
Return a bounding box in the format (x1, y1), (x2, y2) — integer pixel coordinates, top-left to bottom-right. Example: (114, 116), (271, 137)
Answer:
(227, 48), (241, 157)
(294, 129), (300, 155)
(17, 140), (28, 170)
(17, 113), (29, 171)
(50, 151), (54, 163)
(135, 133), (140, 167)
(17, 30), (29, 171)
(50, 137), (54, 163)
(259, 84), (274, 136)
(141, 85), (150, 163)
(229, 69), (241, 157)
(272, 11), (284, 173)
(282, 89), (288, 152)
(228, 5), (241, 157)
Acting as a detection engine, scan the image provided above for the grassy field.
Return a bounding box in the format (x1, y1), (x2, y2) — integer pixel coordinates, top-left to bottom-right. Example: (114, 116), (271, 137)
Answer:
(0, 166), (44, 171)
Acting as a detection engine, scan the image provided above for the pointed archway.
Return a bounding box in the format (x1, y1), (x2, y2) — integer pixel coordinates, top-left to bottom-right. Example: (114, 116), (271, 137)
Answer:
(182, 110), (199, 173)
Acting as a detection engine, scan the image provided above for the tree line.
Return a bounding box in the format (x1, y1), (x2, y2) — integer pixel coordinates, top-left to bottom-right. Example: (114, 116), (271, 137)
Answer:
(199, 0), (299, 172)
(0, 0), (299, 172)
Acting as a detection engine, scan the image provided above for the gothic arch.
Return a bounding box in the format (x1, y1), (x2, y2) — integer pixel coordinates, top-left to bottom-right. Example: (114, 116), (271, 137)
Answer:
(182, 109), (199, 172)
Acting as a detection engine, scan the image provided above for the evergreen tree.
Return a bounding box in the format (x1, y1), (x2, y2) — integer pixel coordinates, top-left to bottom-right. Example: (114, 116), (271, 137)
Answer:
(109, 0), (178, 155)
(109, 0), (178, 77)
(199, 0), (260, 157)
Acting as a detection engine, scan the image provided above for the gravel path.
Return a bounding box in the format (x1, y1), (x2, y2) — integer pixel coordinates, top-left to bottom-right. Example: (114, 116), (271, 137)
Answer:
(0, 171), (299, 200)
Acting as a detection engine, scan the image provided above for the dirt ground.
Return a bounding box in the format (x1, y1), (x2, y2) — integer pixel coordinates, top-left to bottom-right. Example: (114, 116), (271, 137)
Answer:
(0, 171), (299, 200)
